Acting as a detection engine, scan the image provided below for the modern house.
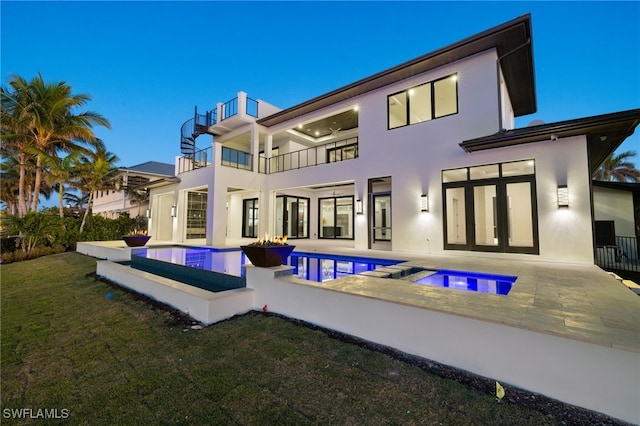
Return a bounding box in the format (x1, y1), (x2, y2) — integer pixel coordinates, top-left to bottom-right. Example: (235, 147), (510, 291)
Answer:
(92, 161), (176, 219)
(147, 14), (640, 265)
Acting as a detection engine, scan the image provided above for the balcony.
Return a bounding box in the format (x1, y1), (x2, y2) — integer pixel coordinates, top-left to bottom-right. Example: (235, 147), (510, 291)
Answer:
(259, 137), (358, 174)
(178, 146), (212, 174)
(179, 92), (261, 158)
(221, 146), (253, 171)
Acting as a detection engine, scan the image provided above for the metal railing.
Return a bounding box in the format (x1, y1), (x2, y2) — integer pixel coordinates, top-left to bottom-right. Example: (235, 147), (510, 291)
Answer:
(259, 137), (358, 174)
(177, 146), (212, 174)
(221, 146), (252, 171)
(221, 97), (238, 120)
(595, 236), (639, 272)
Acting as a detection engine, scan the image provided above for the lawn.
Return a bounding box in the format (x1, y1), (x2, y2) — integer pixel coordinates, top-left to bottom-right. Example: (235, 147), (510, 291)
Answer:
(0, 253), (579, 424)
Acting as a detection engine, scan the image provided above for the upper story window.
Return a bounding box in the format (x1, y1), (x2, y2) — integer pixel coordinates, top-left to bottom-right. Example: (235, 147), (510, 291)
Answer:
(387, 73), (458, 130)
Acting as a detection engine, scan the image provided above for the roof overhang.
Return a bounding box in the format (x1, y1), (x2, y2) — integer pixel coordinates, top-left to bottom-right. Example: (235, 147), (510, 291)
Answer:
(460, 109), (640, 173)
(135, 177), (181, 191)
(258, 14), (535, 128)
(592, 180), (640, 194)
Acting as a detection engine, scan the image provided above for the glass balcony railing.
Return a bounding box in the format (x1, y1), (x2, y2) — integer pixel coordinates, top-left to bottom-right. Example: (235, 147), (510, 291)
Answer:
(221, 146), (253, 171)
(178, 146), (212, 174)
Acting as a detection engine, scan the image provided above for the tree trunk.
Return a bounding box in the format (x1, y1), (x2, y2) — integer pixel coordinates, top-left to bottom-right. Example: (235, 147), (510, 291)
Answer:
(79, 191), (93, 233)
(18, 152), (27, 217)
(30, 155), (42, 212)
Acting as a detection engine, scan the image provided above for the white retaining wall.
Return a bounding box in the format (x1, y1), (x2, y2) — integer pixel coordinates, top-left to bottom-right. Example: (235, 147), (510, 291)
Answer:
(245, 266), (640, 424)
(96, 261), (254, 325)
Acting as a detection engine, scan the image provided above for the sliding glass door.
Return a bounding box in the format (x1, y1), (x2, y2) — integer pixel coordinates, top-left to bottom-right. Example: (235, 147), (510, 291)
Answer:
(275, 196), (309, 238)
(319, 196), (354, 239)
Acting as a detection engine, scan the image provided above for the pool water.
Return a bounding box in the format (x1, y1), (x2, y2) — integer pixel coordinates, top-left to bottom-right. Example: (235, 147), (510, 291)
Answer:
(413, 269), (517, 295)
(288, 252), (401, 282)
(132, 246), (401, 283)
(131, 246), (517, 295)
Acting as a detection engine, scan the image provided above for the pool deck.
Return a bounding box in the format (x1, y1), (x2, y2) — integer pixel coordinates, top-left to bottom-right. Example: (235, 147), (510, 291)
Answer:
(301, 245), (640, 354)
(79, 239), (640, 353)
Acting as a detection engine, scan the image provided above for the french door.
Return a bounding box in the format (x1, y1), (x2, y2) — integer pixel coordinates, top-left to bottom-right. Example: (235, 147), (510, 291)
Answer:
(444, 179), (538, 254)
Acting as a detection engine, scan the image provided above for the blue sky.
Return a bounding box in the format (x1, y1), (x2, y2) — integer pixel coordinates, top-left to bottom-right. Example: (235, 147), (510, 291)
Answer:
(2, 1), (639, 173)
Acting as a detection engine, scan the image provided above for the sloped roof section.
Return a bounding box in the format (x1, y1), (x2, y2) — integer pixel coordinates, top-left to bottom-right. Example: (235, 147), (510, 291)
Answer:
(122, 161), (175, 177)
(258, 14), (535, 127)
(460, 109), (640, 173)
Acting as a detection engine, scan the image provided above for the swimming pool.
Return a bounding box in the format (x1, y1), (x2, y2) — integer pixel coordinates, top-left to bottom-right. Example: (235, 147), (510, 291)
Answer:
(412, 269), (516, 295)
(130, 246), (516, 295)
(130, 246), (402, 285)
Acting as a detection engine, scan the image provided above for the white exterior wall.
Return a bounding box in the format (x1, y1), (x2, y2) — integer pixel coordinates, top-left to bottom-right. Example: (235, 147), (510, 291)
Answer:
(593, 186), (636, 237)
(151, 49), (596, 263)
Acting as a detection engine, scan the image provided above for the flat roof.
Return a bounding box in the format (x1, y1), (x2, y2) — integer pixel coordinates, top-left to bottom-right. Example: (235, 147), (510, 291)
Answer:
(258, 14), (535, 127)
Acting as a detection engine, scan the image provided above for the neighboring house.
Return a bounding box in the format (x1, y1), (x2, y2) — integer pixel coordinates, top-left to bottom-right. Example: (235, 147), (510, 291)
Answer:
(592, 180), (640, 269)
(147, 14), (640, 265)
(92, 161), (177, 219)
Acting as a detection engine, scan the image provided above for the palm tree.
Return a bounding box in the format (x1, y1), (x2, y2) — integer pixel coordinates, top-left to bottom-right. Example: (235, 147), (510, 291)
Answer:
(593, 150), (640, 182)
(77, 140), (119, 233)
(39, 149), (84, 219)
(1, 74), (111, 216)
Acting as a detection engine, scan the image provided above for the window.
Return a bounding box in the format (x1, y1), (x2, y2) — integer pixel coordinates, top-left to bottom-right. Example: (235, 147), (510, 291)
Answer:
(186, 191), (207, 239)
(442, 160), (538, 254)
(327, 143), (358, 163)
(275, 195), (309, 238)
(388, 73), (458, 129)
(242, 198), (259, 238)
(319, 196), (354, 239)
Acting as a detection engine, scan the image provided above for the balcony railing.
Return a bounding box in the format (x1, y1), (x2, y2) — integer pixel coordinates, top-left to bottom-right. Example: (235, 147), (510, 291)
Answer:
(259, 137), (358, 174)
(178, 146), (212, 174)
(221, 146), (253, 171)
(221, 97), (238, 120)
(595, 236), (639, 272)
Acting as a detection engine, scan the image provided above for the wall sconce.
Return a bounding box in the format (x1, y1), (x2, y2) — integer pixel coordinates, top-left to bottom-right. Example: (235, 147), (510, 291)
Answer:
(170, 205), (177, 217)
(557, 185), (569, 208)
(421, 194), (429, 212)
(356, 199), (363, 215)
(145, 209), (151, 218)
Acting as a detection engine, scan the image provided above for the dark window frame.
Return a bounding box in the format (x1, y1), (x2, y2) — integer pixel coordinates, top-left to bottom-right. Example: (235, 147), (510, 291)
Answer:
(276, 195), (310, 239)
(442, 161), (539, 255)
(387, 73), (458, 130)
(242, 198), (259, 238)
(326, 143), (358, 163)
(318, 195), (355, 240)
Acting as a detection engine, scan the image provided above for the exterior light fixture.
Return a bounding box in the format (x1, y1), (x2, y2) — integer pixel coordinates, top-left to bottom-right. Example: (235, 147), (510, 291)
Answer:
(557, 185), (569, 208)
(356, 199), (363, 215)
(145, 209), (151, 218)
(170, 205), (177, 217)
(421, 194), (429, 212)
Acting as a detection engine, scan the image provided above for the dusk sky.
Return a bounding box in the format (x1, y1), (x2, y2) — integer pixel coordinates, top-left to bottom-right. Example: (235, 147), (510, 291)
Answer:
(2, 1), (639, 176)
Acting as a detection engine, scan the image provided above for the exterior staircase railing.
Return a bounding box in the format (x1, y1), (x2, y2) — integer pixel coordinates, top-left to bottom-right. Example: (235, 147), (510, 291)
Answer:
(180, 107), (216, 158)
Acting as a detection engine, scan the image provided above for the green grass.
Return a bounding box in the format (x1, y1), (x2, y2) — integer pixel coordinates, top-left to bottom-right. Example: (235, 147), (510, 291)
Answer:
(0, 252), (562, 425)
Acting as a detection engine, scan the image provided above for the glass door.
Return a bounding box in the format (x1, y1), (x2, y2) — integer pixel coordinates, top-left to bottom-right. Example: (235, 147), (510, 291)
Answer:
(472, 185), (499, 250)
(372, 194), (391, 242)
